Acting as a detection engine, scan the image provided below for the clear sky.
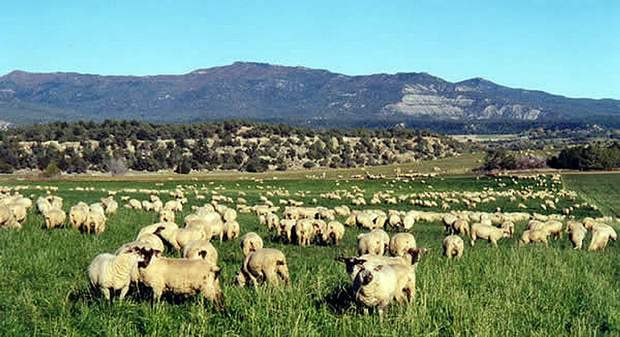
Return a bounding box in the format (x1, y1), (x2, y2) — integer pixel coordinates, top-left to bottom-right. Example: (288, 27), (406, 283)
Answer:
(1, 0), (618, 99)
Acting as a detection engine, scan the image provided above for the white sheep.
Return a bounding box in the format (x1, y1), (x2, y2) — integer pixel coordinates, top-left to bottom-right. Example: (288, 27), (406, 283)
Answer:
(357, 229), (390, 256)
(69, 203), (89, 230)
(470, 223), (510, 247)
(519, 229), (550, 246)
(588, 224), (617, 251)
(352, 263), (416, 314)
(236, 248), (290, 287)
(295, 219), (315, 246)
(389, 233), (417, 257)
(321, 221), (345, 245)
(442, 235), (464, 259)
(223, 220), (240, 240)
(183, 239), (219, 265)
(240, 232), (264, 257)
(44, 208), (66, 229)
(87, 248), (143, 301)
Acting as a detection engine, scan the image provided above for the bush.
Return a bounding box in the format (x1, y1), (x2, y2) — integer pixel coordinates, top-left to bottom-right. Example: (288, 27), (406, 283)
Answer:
(175, 158), (192, 174)
(303, 161), (316, 169)
(0, 161), (13, 174)
(245, 157), (269, 173)
(104, 157), (129, 176)
(548, 143), (620, 170)
(41, 161), (61, 178)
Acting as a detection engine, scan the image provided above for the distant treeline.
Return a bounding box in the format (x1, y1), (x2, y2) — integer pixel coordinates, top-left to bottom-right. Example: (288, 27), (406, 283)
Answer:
(0, 120), (466, 175)
(548, 143), (620, 171)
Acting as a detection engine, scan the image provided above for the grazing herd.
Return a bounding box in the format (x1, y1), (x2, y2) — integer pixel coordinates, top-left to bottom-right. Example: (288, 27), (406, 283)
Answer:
(0, 174), (618, 315)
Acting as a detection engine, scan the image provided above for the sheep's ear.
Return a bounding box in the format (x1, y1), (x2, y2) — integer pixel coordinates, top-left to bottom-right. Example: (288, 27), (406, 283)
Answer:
(198, 250), (208, 259)
(362, 271), (374, 285)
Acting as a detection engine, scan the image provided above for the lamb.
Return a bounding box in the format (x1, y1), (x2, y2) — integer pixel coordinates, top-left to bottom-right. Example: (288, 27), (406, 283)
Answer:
(183, 239), (219, 265)
(389, 233), (417, 257)
(223, 220), (240, 240)
(519, 229), (550, 246)
(566, 220), (587, 250)
(443, 235), (464, 259)
(352, 263), (416, 314)
(588, 224), (617, 251)
(69, 203), (89, 230)
(357, 229), (390, 256)
(159, 209), (175, 223)
(44, 208), (66, 229)
(295, 219), (315, 246)
(0, 204), (20, 229)
(321, 221), (345, 245)
(87, 248), (144, 301)
(240, 232), (264, 257)
(135, 248), (223, 304)
(470, 223), (510, 247)
(236, 248), (290, 287)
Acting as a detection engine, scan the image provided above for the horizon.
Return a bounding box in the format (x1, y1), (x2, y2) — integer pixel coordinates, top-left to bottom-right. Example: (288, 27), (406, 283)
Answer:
(1, 1), (619, 99)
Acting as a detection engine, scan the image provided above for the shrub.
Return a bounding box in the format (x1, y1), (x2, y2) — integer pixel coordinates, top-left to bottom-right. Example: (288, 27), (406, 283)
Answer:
(41, 161), (61, 178)
(104, 157), (129, 176)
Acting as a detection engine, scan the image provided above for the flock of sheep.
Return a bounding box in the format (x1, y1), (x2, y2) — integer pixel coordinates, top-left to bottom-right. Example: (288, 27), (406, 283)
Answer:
(0, 173), (617, 315)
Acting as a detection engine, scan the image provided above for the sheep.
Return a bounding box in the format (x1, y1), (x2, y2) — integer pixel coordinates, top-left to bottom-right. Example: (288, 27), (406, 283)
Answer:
(452, 219), (470, 236)
(6, 203), (27, 224)
(295, 219), (315, 246)
(87, 248), (144, 301)
(164, 200), (183, 212)
(128, 199), (142, 210)
(118, 233), (165, 254)
(566, 220), (587, 250)
(0, 204), (20, 229)
(100, 197), (118, 215)
(223, 220), (240, 240)
(36, 197), (52, 214)
(222, 208), (237, 222)
(135, 247), (223, 304)
(44, 208), (66, 229)
(519, 229), (550, 246)
(442, 235), (464, 259)
(442, 214), (458, 234)
(500, 221), (515, 237)
(357, 229), (390, 256)
(69, 203), (89, 230)
(240, 232), (264, 257)
(542, 220), (563, 239)
(265, 213), (280, 231)
(47, 196), (63, 210)
(159, 209), (175, 223)
(84, 209), (107, 235)
(470, 223), (510, 247)
(402, 212), (415, 230)
(236, 248), (290, 287)
(321, 221), (345, 245)
(337, 247), (427, 281)
(171, 226), (209, 251)
(278, 219), (296, 243)
(389, 233), (417, 257)
(588, 224), (617, 251)
(137, 222), (179, 250)
(352, 263), (416, 314)
(183, 239), (219, 265)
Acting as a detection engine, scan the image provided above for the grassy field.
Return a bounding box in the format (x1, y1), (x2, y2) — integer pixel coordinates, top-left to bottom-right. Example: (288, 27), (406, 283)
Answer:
(563, 173), (620, 218)
(0, 174), (619, 336)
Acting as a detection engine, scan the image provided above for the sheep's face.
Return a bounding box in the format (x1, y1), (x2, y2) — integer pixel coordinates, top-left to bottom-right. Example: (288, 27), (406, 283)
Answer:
(137, 247), (161, 268)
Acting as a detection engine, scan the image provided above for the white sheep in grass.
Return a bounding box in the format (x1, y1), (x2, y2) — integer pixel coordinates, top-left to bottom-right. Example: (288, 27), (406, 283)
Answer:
(240, 232), (264, 257)
(337, 247), (427, 281)
(87, 248), (144, 301)
(36, 197), (52, 214)
(69, 203), (89, 230)
(84, 208), (107, 235)
(164, 200), (183, 212)
(118, 233), (165, 255)
(159, 209), (175, 223)
(451, 219), (470, 236)
(295, 219), (315, 246)
(0, 204), (20, 229)
(519, 229), (550, 246)
(7, 203), (27, 224)
(278, 219), (296, 243)
(100, 197), (118, 215)
(352, 263), (417, 314)
(357, 229), (390, 256)
(236, 248), (290, 287)
(224, 220), (240, 240)
(128, 199), (142, 210)
(588, 224), (617, 251)
(183, 239), (219, 265)
(321, 221), (345, 245)
(389, 233), (417, 257)
(44, 208), (66, 229)
(265, 213), (280, 231)
(135, 248), (223, 304)
(566, 220), (587, 250)
(443, 235), (464, 259)
(470, 223), (510, 247)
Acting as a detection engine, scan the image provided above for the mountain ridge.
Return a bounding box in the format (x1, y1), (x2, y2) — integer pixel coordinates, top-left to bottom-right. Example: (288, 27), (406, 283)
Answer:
(1, 61), (619, 130)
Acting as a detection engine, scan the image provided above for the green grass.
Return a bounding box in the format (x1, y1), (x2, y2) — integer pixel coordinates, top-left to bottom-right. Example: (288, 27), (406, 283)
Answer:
(0, 175), (618, 336)
(563, 173), (620, 218)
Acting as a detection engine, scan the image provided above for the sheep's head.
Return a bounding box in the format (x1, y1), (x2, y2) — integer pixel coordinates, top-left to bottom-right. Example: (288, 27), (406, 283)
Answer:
(136, 247), (161, 268)
(406, 247), (429, 265)
(335, 256), (366, 275)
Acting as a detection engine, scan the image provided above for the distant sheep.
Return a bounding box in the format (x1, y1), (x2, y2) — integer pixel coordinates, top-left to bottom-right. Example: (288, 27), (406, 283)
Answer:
(442, 235), (464, 259)
(357, 229), (390, 256)
(389, 233), (417, 257)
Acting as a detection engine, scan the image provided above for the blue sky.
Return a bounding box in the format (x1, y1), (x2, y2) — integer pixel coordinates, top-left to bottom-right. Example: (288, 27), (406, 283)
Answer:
(1, 1), (618, 98)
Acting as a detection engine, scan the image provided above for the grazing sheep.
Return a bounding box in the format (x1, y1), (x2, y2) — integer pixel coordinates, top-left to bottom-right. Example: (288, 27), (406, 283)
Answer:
(183, 239), (219, 265)
(402, 212), (416, 230)
(118, 234), (165, 254)
(519, 229), (550, 246)
(352, 263), (416, 314)
(100, 197), (118, 215)
(470, 223), (510, 247)
(278, 219), (296, 243)
(0, 204), (20, 229)
(136, 248), (223, 304)
(236, 248), (290, 287)
(442, 214), (458, 234)
(566, 220), (587, 250)
(357, 229), (390, 256)
(452, 219), (470, 236)
(44, 208), (66, 229)
(240, 232), (264, 257)
(265, 213), (280, 231)
(84, 209), (107, 235)
(295, 219), (315, 246)
(542, 221), (563, 239)
(442, 235), (464, 259)
(171, 226), (209, 251)
(69, 203), (89, 230)
(36, 197), (52, 214)
(588, 224), (617, 251)
(137, 222), (179, 249)
(321, 221), (345, 245)
(389, 233), (417, 257)
(164, 200), (183, 212)
(223, 220), (240, 240)
(128, 199), (142, 210)
(500, 221), (515, 237)
(7, 203), (27, 224)
(337, 247), (427, 281)
(159, 209), (175, 223)
(87, 248), (143, 301)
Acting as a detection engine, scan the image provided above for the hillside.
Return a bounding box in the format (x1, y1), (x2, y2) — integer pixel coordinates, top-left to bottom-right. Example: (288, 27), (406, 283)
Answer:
(1, 62), (619, 132)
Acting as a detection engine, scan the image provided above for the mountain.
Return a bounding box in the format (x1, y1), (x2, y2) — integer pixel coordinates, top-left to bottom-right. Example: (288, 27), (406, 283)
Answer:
(1, 62), (619, 132)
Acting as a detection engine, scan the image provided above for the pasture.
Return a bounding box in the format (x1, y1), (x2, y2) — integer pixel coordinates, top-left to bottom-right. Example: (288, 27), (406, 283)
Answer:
(0, 174), (619, 337)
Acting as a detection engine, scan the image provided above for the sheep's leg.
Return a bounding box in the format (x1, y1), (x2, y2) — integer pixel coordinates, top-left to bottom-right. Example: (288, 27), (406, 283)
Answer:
(119, 285), (130, 300)
(100, 287), (111, 301)
(265, 271), (280, 286)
